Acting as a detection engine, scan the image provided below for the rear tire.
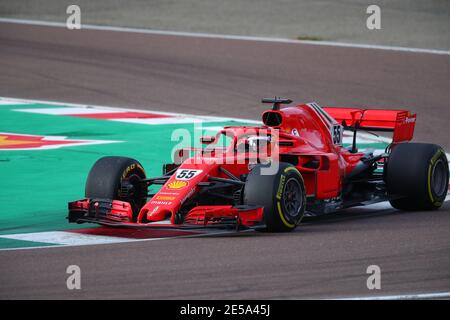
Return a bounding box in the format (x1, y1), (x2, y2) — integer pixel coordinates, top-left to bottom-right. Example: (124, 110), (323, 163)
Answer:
(386, 143), (448, 210)
(243, 162), (306, 232)
(85, 156), (147, 219)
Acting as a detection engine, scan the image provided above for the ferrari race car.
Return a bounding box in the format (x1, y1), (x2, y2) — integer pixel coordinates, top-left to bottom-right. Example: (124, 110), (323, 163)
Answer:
(68, 98), (449, 232)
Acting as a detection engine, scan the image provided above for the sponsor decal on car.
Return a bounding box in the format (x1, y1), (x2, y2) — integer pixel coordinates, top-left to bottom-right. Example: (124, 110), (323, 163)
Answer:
(158, 191), (180, 196)
(150, 201), (173, 205)
(155, 195), (176, 201)
(166, 180), (189, 190)
(175, 169), (203, 180)
(121, 163), (145, 179)
(404, 117), (416, 124)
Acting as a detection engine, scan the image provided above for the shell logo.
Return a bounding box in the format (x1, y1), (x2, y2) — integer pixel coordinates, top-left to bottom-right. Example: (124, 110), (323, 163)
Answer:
(166, 180), (188, 190)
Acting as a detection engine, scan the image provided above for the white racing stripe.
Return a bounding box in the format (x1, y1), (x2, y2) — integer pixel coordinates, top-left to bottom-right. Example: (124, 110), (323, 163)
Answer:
(0, 18), (449, 56)
(0, 100), (28, 106)
(0, 231), (132, 246)
(15, 107), (127, 115)
(0, 229), (240, 251)
(111, 116), (226, 125)
(0, 97), (252, 121)
(9, 99), (241, 124)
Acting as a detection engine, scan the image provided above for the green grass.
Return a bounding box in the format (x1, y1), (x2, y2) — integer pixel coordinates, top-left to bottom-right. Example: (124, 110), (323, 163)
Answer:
(0, 103), (250, 235)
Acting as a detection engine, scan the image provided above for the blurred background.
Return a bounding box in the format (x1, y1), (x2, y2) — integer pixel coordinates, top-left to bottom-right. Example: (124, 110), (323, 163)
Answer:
(1, 0), (450, 50)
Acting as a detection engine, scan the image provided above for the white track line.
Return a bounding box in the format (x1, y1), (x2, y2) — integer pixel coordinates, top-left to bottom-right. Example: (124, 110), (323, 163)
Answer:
(339, 291), (450, 300)
(15, 107), (128, 115)
(14, 106), (229, 124)
(0, 100), (28, 105)
(0, 231), (132, 246)
(111, 117), (234, 125)
(1, 96), (257, 124)
(1, 18), (449, 56)
(0, 229), (242, 252)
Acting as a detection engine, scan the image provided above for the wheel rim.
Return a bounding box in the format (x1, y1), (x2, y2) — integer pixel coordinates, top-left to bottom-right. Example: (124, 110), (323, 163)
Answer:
(282, 178), (303, 219)
(431, 159), (447, 197)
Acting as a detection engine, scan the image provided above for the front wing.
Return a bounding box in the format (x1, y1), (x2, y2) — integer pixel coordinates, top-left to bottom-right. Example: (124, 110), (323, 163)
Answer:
(68, 198), (265, 230)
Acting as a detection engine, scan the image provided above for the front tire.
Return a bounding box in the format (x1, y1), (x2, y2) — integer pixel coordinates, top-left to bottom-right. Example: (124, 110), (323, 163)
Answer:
(243, 162), (306, 232)
(386, 143), (449, 210)
(85, 156), (147, 219)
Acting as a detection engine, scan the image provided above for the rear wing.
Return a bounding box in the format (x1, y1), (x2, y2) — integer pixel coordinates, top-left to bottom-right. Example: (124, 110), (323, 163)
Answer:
(323, 107), (416, 143)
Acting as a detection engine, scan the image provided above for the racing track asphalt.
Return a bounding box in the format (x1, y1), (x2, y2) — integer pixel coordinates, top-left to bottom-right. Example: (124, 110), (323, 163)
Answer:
(0, 23), (450, 299)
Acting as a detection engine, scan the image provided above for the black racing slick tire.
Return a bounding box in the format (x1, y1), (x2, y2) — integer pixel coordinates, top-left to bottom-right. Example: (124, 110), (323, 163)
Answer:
(243, 162), (306, 232)
(85, 156), (147, 219)
(386, 143), (449, 210)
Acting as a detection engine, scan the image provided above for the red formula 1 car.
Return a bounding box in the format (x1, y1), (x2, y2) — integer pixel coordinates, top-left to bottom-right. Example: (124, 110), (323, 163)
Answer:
(68, 98), (449, 232)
